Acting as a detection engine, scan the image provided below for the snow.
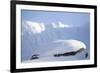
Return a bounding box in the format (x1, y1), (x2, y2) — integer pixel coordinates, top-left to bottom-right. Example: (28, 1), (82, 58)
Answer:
(21, 20), (89, 62)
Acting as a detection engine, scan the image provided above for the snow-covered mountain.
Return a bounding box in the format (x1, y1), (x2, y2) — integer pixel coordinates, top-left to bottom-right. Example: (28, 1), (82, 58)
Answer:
(21, 21), (90, 62)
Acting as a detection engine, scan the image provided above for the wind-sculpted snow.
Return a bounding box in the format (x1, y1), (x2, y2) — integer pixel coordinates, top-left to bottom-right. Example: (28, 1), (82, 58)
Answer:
(29, 40), (87, 61)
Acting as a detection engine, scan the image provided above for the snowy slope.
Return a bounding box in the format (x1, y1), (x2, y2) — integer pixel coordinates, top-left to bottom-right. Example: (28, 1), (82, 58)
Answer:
(21, 21), (89, 62)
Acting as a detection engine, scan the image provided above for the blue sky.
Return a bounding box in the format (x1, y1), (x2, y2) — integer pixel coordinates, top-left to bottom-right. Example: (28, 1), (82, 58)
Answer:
(21, 10), (90, 62)
(21, 10), (90, 27)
